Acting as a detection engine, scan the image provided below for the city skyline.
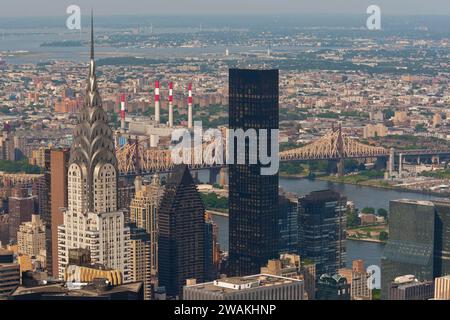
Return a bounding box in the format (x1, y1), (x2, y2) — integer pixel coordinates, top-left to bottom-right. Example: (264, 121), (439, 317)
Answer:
(4, 2), (450, 305)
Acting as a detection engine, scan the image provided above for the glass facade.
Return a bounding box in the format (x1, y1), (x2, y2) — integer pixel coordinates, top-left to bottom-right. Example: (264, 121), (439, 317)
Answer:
(298, 190), (347, 277)
(228, 69), (279, 276)
(278, 195), (298, 254)
(381, 200), (437, 299)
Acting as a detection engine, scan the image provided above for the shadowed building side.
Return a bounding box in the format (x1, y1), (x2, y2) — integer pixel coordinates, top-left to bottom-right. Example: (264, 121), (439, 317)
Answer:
(158, 165), (205, 298)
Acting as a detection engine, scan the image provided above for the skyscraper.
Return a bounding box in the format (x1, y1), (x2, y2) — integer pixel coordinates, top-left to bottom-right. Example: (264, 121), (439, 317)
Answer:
(204, 212), (220, 281)
(8, 186), (36, 243)
(381, 199), (450, 299)
(278, 194), (299, 254)
(228, 68), (279, 276)
(298, 190), (347, 277)
(129, 174), (163, 283)
(49, 148), (70, 277)
(57, 15), (130, 281)
(129, 223), (152, 300)
(158, 165), (205, 298)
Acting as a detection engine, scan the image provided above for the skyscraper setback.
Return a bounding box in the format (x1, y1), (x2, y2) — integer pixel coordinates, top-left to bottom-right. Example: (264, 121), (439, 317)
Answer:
(228, 69), (279, 277)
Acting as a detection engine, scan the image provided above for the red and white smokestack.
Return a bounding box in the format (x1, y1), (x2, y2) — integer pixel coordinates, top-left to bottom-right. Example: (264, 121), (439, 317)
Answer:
(120, 93), (126, 130)
(168, 82), (174, 127)
(154, 80), (160, 123)
(188, 83), (193, 129)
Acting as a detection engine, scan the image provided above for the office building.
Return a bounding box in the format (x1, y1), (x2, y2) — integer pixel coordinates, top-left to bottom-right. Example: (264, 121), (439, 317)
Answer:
(278, 194), (298, 254)
(183, 274), (304, 300)
(228, 68), (279, 276)
(129, 174), (163, 283)
(388, 275), (434, 300)
(8, 187), (36, 243)
(17, 214), (46, 258)
(434, 275), (450, 300)
(338, 260), (372, 300)
(57, 19), (130, 282)
(0, 125), (15, 161)
(0, 249), (20, 297)
(381, 199), (450, 299)
(158, 165), (205, 298)
(298, 190), (347, 277)
(129, 224), (152, 300)
(261, 253), (316, 300)
(0, 214), (9, 246)
(316, 274), (351, 300)
(48, 148), (70, 277)
(204, 213), (220, 281)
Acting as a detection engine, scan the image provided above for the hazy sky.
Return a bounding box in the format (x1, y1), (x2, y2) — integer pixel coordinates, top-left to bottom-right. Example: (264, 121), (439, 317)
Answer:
(2, 0), (450, 17)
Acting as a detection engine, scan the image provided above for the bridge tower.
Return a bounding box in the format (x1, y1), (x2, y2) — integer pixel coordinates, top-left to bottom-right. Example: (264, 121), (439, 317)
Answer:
(388, 147), (395, 179)
(219, 167), (228, 187)
(336, 125), (345, 177)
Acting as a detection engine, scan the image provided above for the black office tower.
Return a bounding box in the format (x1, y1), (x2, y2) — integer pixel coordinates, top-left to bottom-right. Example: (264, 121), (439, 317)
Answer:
(158, 165), (205, 298)
(228, 69), (279, 276)
(381, 199), (450, 299)
(298, 190), (347, 277)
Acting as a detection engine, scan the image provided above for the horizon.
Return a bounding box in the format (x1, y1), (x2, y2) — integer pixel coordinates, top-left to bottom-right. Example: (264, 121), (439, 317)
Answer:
(2, 0), (450, 17)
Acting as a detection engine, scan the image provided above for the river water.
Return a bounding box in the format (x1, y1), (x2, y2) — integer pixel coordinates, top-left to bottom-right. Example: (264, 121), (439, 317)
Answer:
(202, 173), (445, 268)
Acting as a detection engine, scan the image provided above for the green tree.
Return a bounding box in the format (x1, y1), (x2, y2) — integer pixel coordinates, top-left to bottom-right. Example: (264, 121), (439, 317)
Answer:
(372, 289), (381, 300)
(379, 231), (388, 241)
(200, 193), (228, 212)
(347, 209), (359, 228)
(0, 159), (41, 174)
(377, 208), (388, 219)
(361, 207), (375, 214)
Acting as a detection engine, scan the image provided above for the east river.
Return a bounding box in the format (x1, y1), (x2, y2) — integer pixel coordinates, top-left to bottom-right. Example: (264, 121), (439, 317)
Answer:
(200, 173), (445, 268)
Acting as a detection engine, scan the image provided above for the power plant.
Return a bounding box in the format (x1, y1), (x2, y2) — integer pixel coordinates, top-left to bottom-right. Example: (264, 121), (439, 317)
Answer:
(115, 80), (195, 151)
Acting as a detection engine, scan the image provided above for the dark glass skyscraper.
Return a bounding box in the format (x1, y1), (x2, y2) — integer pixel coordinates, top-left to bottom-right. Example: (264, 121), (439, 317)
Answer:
(298, 190), (347, 277)
(228, 69), (279, 276)
(158, 165), (205, 298)
(381, 199), (450, 299)
(278, 194), (299, 255)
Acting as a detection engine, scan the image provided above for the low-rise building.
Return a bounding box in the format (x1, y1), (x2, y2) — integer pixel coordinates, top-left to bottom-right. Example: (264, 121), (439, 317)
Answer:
(260, 253), (315, 300)
(0, 249), (20, 298)
(434, 275), (450, 300)
(389, 275), (434, 300)
(316, 274), (351, 300)
(183, 274), (304, 300)
(338, 260), (372, 300)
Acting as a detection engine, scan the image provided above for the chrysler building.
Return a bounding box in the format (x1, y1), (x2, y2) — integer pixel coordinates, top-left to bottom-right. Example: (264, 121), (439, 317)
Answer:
(57, 13), (130, 281)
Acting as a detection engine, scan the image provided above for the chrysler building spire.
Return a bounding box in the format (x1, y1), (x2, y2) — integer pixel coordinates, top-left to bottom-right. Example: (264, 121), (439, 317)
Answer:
(86, 10), (101, 109)
(69, 11), (118, 213)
